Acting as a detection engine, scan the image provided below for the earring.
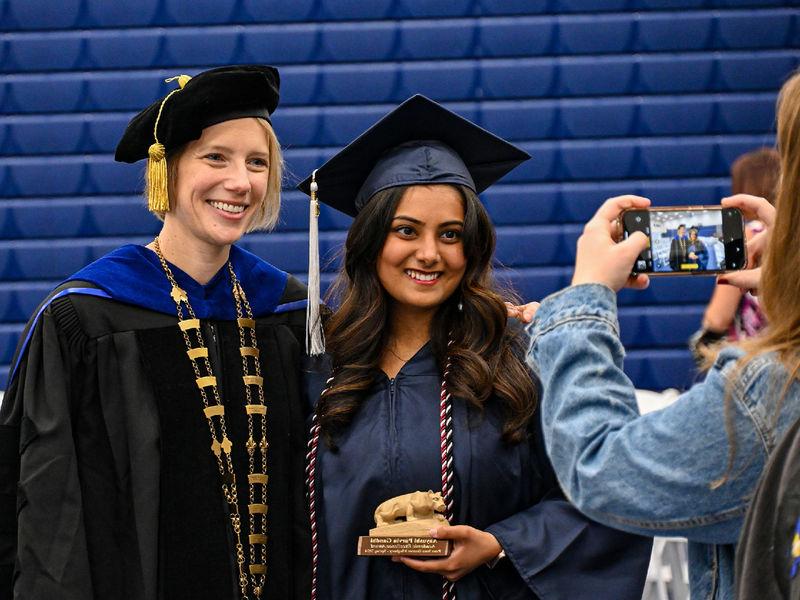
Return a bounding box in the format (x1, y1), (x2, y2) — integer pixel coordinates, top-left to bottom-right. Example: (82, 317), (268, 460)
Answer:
(457, 301), (463, 312)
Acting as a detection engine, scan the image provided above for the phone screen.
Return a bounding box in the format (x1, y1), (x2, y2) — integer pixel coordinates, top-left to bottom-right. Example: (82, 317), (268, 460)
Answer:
(621, 207), (746, 275)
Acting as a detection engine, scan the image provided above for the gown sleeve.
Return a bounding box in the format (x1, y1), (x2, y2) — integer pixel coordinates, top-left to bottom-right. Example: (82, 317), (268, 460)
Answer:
(0, 297), (95, 598)
(483, 385), (652, 600)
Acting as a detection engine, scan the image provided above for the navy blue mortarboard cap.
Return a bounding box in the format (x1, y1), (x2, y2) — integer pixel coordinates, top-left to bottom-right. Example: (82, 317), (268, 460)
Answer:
(297, 95), (530, 217)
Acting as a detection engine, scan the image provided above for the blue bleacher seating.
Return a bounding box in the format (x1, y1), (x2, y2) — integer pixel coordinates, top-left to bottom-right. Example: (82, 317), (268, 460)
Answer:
(717, 51), (799, 91)
(560, 98), (637, 138)
(2, 33), (83, 73)
(480, 100), (559, 141)
(624, 349), (697, 391)
(0, 2), (793, 393)
(0, 325), (24, 365)
(717, 10), (796, 49)
(4, 0), (83, 30)
(163, 29), (239, 67)
(618, 305), (705, 348)
(164, 0), (237, 25)
(84, 0), (160, 28)
(399, 61), (478, 101)
(483, 59), (558, 99)
(318, 23), (397, 63)
(558, 14), (635, 54)
(635, 13), (713, 52)
(480, 17), (557, 57)
(559, 56), (636, 96)
(242, 25), (319, 64)
(400, 20), (476, 60)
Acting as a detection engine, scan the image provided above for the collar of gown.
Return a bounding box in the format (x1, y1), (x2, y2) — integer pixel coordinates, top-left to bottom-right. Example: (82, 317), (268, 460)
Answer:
(65, 244), (289, 319)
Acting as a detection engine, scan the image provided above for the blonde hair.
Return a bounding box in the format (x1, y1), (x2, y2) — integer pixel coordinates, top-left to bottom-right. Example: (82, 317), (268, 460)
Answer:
(146, 117), (283, 232)
(713, 69), (800, 488)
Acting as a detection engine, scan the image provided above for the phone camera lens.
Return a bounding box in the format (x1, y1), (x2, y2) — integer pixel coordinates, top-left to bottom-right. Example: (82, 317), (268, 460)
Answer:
(634, 216), (642, 223)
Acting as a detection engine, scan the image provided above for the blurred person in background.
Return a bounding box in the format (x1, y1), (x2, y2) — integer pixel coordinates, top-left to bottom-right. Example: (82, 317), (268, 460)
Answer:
(690, 147), (780, 364)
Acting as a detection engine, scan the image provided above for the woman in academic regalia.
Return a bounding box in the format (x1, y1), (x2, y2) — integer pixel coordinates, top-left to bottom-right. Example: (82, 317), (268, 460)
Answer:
(0, 66), (310, 600)
(298, 95), (652, 600)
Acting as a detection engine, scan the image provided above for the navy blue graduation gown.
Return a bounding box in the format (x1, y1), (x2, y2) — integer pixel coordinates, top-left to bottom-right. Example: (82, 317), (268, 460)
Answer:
(309, 344), (652, 600)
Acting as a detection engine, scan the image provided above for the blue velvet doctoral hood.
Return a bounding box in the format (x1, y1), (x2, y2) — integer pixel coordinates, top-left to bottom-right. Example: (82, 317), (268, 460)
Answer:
(67, 244), (290, 319)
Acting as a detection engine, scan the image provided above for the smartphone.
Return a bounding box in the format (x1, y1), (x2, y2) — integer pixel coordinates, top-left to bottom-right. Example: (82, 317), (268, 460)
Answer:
(620, 206), (746, 275)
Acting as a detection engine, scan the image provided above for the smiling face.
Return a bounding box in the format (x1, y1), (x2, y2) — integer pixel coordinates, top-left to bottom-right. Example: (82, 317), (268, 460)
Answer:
(376, 184), (467, 316)
(161, 118), (270, 251)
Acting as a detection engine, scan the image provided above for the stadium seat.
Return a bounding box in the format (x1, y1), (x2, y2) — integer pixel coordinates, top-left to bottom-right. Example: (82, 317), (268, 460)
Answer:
(619, 305), (705, 348)
(635, 13), (713, 52)
(495, 225), (580, 266)
(400, 20), (476, 60)
(242, 0), (316, 22)
(638, 97), (714, 136)
(560, 139), (637, 180)
(0, 240), (94, 280)
(717, 51), (799, 92)
(478, 0), (549, 17)
(639, 137), (720, 178)
(482, 184), (562, 224)
(618, 277), (716, 306)
(83, 0), (160, 28)
(638, 55), (715, 94)
(0, 325), (23, 364)
(480, 100), (558, 140)
(2, 116), (84, 155)
(0, 282), (53, 323)
(2, 33), (82, 73)
(318, 22), (397, 62)
(499, 266), (571, 301)
(560, 56), (636, 96)
(508, 142), (558, 182)
(482, 59), (558, 99)
(3, 158), (83, 197)
(624, 349), (697, 391)
(399, 0), (477, 18)
(479, 17), (557, 57)
(717, 10), (796, 50)
(558, 14), (635, 54)
(560, 98), (636, 138)
(322, 64), (399, 104)
(716, 94), (776, 134)
(4, 0), (82, 30)
(164, 0), (238, 26)
(163, 29), (239, 66)
(315, 0), (394, 20)
(399, 61), (477, 101)
(557, 0), (629, 12)
(85, 159), (143, 195)
(2, 75), (84, 113)
(242, 25), (318, 65)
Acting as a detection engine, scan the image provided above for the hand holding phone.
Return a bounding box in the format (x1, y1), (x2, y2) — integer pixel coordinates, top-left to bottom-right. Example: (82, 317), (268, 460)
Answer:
(571, 195), (652, 292)
(620, 205), (746, 276)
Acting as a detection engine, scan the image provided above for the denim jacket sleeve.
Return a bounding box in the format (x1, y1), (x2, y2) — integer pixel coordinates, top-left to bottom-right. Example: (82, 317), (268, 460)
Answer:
(528, 284), (778, 545)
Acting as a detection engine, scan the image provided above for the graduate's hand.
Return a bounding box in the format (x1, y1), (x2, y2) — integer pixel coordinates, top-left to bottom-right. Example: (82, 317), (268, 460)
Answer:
(392, 525), (502, 582)
(506, 301), (540, 323)
(572, 195), (652, 292)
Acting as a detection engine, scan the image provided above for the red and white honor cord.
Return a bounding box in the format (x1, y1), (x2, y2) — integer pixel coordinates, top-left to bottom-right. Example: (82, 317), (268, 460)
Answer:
(440, 350), (456, 600)
(305, 359), (457, 600)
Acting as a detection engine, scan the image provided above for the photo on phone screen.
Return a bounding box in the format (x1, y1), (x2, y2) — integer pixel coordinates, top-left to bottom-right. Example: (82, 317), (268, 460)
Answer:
(621, 207), (746, 275)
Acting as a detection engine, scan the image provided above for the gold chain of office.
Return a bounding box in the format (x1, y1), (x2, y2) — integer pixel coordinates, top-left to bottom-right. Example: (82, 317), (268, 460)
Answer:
(154, 237), (269, 600)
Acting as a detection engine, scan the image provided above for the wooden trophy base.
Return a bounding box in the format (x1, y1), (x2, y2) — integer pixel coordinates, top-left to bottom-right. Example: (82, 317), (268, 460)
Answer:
(357, 519), (452, 557)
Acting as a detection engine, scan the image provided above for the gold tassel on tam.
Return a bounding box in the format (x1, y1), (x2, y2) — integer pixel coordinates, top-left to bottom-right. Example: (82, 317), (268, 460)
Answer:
(146, 142), (169, 212)
(146, 75), (191, 213)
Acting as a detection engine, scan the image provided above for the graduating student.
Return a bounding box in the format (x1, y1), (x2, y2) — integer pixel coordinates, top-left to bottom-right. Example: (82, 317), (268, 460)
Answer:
(298, 95), (652, 600)
(0, 66), (310, 599)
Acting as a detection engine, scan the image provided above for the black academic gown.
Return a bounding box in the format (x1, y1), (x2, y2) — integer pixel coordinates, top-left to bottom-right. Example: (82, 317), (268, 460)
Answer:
(307, 343), (652, 600)
(0, 245), (311, 600)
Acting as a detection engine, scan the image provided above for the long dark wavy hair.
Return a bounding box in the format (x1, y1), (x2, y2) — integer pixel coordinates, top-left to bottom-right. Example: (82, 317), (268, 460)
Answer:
(317, 184), (537, 447)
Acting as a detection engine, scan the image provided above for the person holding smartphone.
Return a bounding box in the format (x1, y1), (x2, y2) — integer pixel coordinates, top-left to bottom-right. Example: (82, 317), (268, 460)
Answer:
(527, 68), (800, 600)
